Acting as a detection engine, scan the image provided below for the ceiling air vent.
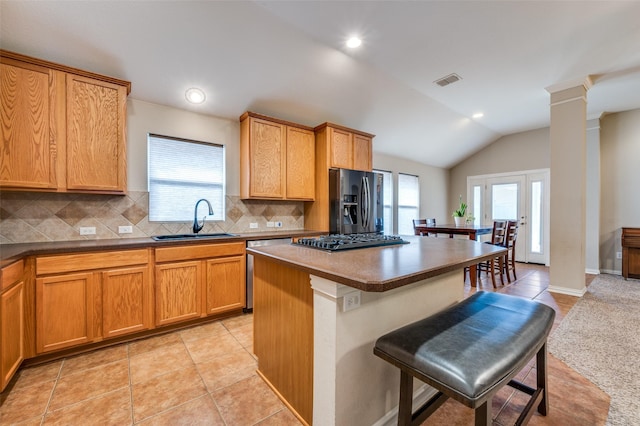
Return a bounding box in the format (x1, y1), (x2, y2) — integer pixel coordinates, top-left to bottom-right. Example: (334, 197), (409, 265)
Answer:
(434, 73), (462, 87)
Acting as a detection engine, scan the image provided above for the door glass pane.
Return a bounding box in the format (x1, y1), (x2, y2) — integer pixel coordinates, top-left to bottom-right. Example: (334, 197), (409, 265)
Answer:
(530, 181), (542, 253)
(492, 183), (517, 220)
(472, 185), (481, 226)
(374, 170), (393, 234)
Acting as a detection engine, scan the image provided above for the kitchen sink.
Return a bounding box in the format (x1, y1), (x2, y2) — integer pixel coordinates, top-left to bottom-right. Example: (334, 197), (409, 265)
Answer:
(152, 233), (238, 241)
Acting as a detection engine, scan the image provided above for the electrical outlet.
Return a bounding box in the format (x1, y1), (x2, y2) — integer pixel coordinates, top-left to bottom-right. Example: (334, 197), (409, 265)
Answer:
(616, 252), (622, 259)
(266, 222), (275, 228)
(79, 226), (96, 235)
(250, 223), (258, 229)
(118, 225), (133, 234)
(343, 291), (361, 312)
(275, 221), (283, 228)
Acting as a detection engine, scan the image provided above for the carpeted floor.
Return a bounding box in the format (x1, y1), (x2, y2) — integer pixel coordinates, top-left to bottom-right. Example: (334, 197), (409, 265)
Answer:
(548, 274), (640, 426)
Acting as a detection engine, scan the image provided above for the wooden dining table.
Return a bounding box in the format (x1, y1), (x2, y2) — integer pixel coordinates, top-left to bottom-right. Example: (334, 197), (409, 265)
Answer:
(414, 223), (494, 287)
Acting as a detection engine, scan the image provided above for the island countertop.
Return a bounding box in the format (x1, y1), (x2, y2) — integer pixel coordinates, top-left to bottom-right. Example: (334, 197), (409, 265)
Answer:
(247, 235), (506, 292)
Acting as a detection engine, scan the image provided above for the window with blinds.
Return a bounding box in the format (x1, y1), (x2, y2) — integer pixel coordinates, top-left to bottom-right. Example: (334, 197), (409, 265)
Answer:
(147, 134), (225, 222)
(397, 173), (419, 235)
(373, 169), (393, 235)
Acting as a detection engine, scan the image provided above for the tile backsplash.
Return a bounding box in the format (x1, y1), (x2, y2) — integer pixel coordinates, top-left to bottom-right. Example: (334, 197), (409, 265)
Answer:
(0, 191), (304, 244)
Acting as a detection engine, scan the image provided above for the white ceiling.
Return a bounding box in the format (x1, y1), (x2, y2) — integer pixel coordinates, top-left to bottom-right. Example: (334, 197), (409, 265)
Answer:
(2, 1), (640, 169)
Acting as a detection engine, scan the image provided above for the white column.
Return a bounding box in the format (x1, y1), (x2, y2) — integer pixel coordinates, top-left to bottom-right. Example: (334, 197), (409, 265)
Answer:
(546, 77), (591, 296)
(585, 118), (601, 274)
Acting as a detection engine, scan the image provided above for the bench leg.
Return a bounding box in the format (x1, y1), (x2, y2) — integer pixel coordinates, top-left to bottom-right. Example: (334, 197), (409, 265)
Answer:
(475, 401), (491, 426)
(398, 371), (413, 425)
(537, 343), (549, 415)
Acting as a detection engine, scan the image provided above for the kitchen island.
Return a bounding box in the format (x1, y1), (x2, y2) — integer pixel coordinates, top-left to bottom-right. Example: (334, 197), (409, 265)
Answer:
(247, 235), (506, 426)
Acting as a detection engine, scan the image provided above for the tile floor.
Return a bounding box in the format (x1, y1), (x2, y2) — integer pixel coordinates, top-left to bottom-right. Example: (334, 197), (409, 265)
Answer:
(1, 264), (610, 425)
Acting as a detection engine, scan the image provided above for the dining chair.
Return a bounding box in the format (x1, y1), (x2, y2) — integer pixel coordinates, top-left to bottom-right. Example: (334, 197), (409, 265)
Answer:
(412, 219), (427, 235)
(425, 218), (437, 237)
(477, 220), (508, 287)
(503, 220), (519, 282)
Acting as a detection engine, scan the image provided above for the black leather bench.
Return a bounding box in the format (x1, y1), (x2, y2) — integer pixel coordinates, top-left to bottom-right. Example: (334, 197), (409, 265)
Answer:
(374, 291), (555, 426)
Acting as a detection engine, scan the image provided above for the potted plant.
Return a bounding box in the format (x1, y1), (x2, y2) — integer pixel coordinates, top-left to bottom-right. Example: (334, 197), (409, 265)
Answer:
(452, 195), (467, 227)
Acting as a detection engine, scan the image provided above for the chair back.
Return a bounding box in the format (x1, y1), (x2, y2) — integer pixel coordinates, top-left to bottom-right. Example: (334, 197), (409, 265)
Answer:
(426, 218), (436, 226)
(491, 220), (508, 245)
(504, 220), (518, 249)
(412, 219), (427, 235)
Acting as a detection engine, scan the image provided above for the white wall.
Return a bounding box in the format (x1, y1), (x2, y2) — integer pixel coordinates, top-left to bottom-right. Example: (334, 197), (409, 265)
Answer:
(600, 108), (640, 273)
(126, 99), (240, 194)
(373, 152), (448, 232)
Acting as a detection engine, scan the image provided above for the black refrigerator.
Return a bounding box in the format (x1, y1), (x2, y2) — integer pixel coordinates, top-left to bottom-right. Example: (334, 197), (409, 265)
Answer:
(329, 168), (384, 235)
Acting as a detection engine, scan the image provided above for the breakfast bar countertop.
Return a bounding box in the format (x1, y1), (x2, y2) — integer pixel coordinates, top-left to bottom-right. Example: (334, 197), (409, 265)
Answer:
(247, 235), (506, 292)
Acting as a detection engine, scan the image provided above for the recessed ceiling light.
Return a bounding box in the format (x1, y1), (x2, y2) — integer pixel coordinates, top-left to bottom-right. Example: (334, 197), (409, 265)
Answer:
(346, 37), (362, 48)
(185, 87), (206, 104)
(472, 112), (484, 119)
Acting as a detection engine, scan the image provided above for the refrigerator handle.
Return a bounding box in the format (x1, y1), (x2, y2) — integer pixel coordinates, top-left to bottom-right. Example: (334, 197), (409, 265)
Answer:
(361, 176), (370, 229)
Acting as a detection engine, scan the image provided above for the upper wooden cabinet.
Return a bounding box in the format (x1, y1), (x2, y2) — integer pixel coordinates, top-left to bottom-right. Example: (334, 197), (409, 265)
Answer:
(316, 123), (373, 173)
(240, 111), (315, 200)
(0, 50), (130, 194)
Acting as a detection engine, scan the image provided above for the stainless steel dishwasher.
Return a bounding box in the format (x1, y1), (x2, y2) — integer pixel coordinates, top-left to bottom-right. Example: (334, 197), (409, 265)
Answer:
(245, 237), (292, 312)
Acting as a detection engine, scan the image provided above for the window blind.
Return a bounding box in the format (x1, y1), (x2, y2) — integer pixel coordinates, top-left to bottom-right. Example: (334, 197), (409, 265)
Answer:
(397, 173), (419, 235)
(148, 134), (225, 222)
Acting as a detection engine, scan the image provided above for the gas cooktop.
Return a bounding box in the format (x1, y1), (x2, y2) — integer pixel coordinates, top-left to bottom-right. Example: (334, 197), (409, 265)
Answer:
(294, 233), (408, 252)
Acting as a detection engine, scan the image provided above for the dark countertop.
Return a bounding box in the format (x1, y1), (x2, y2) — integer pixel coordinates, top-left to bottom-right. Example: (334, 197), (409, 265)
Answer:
(0, 229), (323, 268)
(247, 235), (506, 292)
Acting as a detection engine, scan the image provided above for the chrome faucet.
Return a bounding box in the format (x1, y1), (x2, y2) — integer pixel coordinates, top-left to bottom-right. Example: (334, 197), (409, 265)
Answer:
(193, 199), (214, 234)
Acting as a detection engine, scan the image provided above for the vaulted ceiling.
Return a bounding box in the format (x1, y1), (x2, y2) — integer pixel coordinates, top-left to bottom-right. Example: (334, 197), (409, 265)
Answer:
(2, 1), (639, 168)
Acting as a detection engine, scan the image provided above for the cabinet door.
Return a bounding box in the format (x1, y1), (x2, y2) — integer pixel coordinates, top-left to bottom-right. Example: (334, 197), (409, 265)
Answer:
(155, 261), (202, 326)
(286, 126), (315, 200)
(353, 134), (372, 172)
(249, 117), (286, 198)
(0, 59), (64, 190)
(36, 273), (96, 353)
(1, 281), (24, 391)
(102, 266), (152, 339)
(204, 256), (246, 316)
(65, 74), (127, 192)
(329, 128), (353, 169)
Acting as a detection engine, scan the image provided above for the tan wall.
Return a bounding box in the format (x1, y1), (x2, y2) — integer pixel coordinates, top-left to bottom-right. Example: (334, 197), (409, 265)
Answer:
(449, 127), (550, 212)
(600, 108), (640, 273)
(373, 152), (449, 233)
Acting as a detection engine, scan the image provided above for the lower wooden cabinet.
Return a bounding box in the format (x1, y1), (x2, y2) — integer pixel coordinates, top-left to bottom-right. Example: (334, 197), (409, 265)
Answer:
(155, 261), (203, 326)
(1, 260), (25, 391)
(155, 242), (245, 326)
(102, 266), (152, 339)
(35, 249), (152, 353)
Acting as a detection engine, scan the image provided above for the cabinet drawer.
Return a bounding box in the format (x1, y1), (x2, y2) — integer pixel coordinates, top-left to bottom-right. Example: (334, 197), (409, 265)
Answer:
(155, 242), (245, 263)
(36, 249), (149, 275)
(1, 260), (24, 291)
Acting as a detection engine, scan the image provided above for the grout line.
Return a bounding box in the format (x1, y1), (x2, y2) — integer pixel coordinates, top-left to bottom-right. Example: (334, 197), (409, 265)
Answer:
(127, 343), (135, 425)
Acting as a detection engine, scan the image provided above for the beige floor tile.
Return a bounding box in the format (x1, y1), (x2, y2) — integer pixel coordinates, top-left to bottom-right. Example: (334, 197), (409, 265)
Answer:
(11, 360), (62, 391)
(196, 348), (257, 392)
(60, 344), (128, 377)
(128, 332), (184, 358)
(255, 408), (303, 425)
(0, 380), (55, 424)
(129, 342), (193, 384)
(9, 416), (44, 426)
(183, 332), (244, 364)
(132, 364), (207, 423)
(221, 313), (253, 331)
(179, 321), (230, 344)
(136, 394), (224, 426)
(43, 387), (132, 425)
(211, 375), (284, 425)
(48, 359), (129, 411)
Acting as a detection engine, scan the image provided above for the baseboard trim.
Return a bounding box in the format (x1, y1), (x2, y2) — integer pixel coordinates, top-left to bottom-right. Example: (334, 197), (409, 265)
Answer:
(547, 285), (587, 297)
(600, 269), (621, 275)
(372, 384), (439, 426)
(585, 269), (600, 275)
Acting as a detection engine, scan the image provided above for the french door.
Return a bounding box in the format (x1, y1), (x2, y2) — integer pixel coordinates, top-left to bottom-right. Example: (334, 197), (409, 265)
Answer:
(468, 170), (549, 265)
